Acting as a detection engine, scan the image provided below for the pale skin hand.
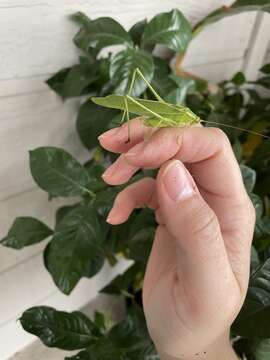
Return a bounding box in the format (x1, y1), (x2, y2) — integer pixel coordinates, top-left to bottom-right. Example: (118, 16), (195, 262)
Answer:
(98, 119), (256, 360)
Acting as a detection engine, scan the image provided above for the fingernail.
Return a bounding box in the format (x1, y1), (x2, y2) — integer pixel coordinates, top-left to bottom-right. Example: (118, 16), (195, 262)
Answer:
(101, 162), (119, 181)
(98, 127), (121, 140)
(106, 202), (119, 224)
(106, 213), (116, 224)
(163, 161), (195, 202)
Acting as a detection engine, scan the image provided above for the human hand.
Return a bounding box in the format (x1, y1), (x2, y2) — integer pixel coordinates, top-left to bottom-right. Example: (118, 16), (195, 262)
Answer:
(98, 119), (255, 360)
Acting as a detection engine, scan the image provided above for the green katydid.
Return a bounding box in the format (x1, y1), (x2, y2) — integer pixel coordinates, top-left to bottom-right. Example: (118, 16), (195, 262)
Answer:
(91, 68), (270, 142)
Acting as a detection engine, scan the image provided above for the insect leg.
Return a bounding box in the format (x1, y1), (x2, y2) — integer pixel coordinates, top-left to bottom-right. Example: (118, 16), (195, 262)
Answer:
(120, 108), (127, 124)
(126, 95), (164, 120)
(124, 96), (131, 143)
(129, 68), (165, 103)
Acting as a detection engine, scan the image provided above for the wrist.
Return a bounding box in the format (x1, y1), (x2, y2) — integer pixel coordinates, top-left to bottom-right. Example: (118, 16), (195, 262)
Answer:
(158, 331), (238, 360)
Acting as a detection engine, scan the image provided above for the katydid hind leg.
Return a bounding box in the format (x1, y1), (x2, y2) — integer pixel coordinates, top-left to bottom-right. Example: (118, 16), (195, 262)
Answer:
(124, 96), (131, 143)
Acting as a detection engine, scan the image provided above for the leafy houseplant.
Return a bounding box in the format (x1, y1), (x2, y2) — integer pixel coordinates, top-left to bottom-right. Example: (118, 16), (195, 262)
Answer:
(1, 2), (270, 359)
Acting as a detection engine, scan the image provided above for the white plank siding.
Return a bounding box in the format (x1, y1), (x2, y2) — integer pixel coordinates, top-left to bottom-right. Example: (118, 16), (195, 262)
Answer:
(0, 1), (269, 358)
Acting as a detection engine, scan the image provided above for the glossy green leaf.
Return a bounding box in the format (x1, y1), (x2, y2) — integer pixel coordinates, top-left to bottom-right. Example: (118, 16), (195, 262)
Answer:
(46, 61), (98, 99)
(150, 57), (177, 98)
(66, 338), (126, 360)
(30, 147), (92, 197)
(72, 16), (132, 52)
(109, 48), (154, 97)
(254, 339), (270, 360)
(129, 19), (147, 46)
(93, 311), (107, 332)
(61, 64), (98, 98)
(108, 306), (157, 357)
(46, 68), (70, 97)
(128, 227), (155, 264)
(260, 63), (270, 74)
(256, 76), (270, 89)
(47, 204), (106, 294)
(240, 165), (256, 193)
(141, 9), (192, 53)
(232, 71), (246, 86)
(100, 263), (143, 295)
(1, 217), (53, 249)
(70, 11), (92, 28)
(251, 246), (260, 274)
(76, 100), (118, 150)
(20, 306), (98, 350)
(55, 204), (80, 225)
(194, 0), (270, 34)
(256, 217), (270, 239)
(165, 76), (196, 105)
(92, 187), (117, 218)
(73, 27), (100, 57)
(250, 193), (264, 220)
(68, 306), (157, 360)
(83, 163), (107, 193)
(233, 258), (270, 339)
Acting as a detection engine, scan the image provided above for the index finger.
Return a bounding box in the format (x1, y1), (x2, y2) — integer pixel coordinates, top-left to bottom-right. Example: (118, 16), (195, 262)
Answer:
(102, 126), (245, 199)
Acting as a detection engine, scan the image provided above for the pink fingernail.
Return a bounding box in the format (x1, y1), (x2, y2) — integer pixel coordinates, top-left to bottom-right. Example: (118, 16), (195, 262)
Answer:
(163, 161), (195, 202)
(98, 127), (121, 140)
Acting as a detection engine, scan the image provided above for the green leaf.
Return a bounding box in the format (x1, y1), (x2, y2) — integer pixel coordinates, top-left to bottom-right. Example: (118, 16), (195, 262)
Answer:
(250, 193), (264, 220)
(100, 263), (143, 295)
(61, 64), (98, 99)
(47, 205), (106, 294)
(76, 100), (118, 150)
(93, 311), (107, 331)
(254, 339), (270, 360)
(194, 0), (270, 34)
(141, 9), (192, 53)
(70, 11), (92, 28)
(66, 306), (157, 359)
(231, 71), (246, 86)
(260, 63), (270, 74)
(20, 306), (98, 350)
(55, 204), (80, 225)
(30, 147), (92, 197)
(251, 246), (260, 274)
(129, 19), (147, 46)
(256, 217), (270, 238)
(109, 48), (154, 97)
(92, 187), (117, 218)
(233, 258), (270, 339)
(72, 16), (132, 52)
(128, 227), (155, 264)
(83, 163), (107, 193)
(126, 208), (156, 264)
(150, 57), (177, 98)
(66, 338), (126, 360)
(46, 68), (70, 97)
(240, 165), (256, 193)
(165, 76), (196, 105)
(73, 27), (100, 57)
(256, 76), (270, 89)
(108, 306), (156, 357)
(1, 217), (53, 249)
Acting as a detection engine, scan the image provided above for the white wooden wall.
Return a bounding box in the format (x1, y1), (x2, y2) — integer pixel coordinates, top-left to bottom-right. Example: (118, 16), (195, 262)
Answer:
(0, 1), (269, 358)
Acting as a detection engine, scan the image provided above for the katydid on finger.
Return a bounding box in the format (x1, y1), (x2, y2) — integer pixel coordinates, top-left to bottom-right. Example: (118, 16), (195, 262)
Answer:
(91, 68), (270, 143)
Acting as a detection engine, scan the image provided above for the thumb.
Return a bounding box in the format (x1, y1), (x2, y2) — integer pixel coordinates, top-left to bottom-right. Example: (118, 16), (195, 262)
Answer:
(156, 160), (237, 311)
